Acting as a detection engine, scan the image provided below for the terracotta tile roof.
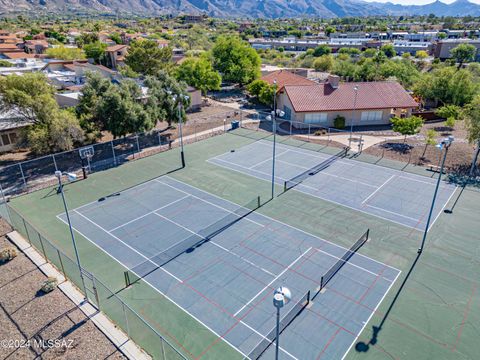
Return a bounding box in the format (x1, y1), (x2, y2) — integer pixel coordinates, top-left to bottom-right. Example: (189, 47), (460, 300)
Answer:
(284, 81), (418, 113)
(0, 43), (18, 50)
(106, 45), (127, 52)
(3, 52), (36, 59)
(261, 70), (315, 92)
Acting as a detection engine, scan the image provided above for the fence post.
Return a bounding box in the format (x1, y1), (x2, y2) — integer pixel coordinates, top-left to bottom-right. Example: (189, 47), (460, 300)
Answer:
(122, 302), (130, 336)
(328, 128), (331, 143)
(158, 131), (162, 146)
(91, 275), (100, 309)
(194, 120), (197, 142)
(52, 154), (58, 171)
(290, 121), (292, 136)
(307, 124), (310, 141)
(19, 163), (27, 189)
(38, 233), (47, 258)
(57, 249), (66, 279)
(110, 141), (116, 166)
(22, 218), (32, 245)
(135, 134), (140, 153)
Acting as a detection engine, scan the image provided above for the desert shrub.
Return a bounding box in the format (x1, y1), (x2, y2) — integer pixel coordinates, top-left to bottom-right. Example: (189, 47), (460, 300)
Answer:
(0, 247), (17, 263)
(40, 277), (58, 293)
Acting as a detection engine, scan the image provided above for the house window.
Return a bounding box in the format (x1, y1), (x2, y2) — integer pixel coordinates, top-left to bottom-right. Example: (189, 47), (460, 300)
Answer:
(361, 111), (383, 122)
(1, 134), (10, 146)
(305, 113), (328, 124)
(9, 132), (17, 144)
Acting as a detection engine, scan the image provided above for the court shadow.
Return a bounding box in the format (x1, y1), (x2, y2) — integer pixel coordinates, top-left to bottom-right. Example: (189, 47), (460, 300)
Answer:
(355, 251), (421, 353)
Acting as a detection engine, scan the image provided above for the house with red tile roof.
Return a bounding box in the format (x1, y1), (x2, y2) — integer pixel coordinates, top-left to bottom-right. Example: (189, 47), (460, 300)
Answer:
(277, 75), (418, 127)
(261, 69), (316, 93)
(105, 44), (128, 69)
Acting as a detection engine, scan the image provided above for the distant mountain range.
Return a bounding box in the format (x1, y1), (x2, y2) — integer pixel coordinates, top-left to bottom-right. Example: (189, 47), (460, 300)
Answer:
(2, 0), (480, 18)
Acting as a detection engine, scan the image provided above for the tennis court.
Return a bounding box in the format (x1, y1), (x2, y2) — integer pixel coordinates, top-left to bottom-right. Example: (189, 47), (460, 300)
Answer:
(57, 175), (400, 360)
(208, 139), (457, 230)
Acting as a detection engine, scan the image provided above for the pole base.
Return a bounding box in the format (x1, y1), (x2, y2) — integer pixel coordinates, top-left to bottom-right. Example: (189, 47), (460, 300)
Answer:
(417, 248), (422, 254)
(181, 151), (185, 168)
(444, 209), (452, 214)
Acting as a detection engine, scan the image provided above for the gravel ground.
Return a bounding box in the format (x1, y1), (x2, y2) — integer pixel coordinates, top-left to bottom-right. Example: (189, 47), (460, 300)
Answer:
(0, 220), (127, 360)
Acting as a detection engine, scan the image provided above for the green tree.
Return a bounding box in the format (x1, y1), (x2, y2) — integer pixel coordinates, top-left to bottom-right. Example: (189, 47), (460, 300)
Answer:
(75, 32), (99, 48)
(95, 80), (153, 138)
(144, 71), (190, 127)
(211, 36), (261, 84)
(414, 67), (477, 106)
(437, 32), (447, 40)
(381, 44), (396, 58)
(313, 55), (334, 72)
(313, 45), (331, 57)
(415, 50), (428, 59)
(391, 115), (424, 142)
(125, 39), (173, 76)
(46, 46), (85, 60)
(422, 129), (438, 158)
(110, 32), (122, 44)
(435, 105), (461, 129)
(462, 95), (480, 174)
(175, 56), (221, 95)
(246, 79), (274, 106)
(0, 73), (83, 153)
(450, 43), (477, 69)
(325, 26), (336, 37)
(83, 41), (107, 64)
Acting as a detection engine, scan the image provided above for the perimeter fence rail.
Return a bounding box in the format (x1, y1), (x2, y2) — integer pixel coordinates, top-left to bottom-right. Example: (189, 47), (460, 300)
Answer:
(5, 204), (189, 360)
(0, 109), (246, 198)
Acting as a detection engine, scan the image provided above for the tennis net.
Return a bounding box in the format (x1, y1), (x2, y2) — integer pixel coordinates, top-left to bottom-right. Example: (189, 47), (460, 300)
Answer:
(124, 196), (261, 287)
(246, 290), (310, 360)
(283, 147), (349, 191)
(312, 229), (369, 301)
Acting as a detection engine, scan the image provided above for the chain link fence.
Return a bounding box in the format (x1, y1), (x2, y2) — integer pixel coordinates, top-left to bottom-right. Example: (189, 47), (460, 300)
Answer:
(4, 204), (189, 360)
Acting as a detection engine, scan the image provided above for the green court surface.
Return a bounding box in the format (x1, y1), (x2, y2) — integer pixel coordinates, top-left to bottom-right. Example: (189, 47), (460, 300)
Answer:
(6, 129), (480, 360)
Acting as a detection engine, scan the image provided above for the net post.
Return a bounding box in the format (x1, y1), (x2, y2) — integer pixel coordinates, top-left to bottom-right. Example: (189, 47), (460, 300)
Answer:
(283, 181), (287, 192)
(257, 196), (260, 209)
(124, 271), (130, 288)
(366, 228), (370, 240)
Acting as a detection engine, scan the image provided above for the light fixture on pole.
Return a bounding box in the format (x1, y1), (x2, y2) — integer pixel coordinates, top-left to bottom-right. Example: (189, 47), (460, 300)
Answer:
(273, 286), (291, 360)
(349, 85), (359, 149)
(55, 170), (87, 297)
(418, 136), (454, 254)
(171, 93), (189, 168)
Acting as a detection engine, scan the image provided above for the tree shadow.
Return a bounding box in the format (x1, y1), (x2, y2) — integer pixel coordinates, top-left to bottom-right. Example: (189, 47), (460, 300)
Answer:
(355, 252), (421, 353)
(380, 142), (413, 155)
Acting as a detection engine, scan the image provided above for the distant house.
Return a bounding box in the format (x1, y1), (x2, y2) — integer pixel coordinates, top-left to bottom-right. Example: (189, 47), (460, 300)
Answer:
(0, 109), (33, 153)
(24, 40), (49, 55)
(277, 75), (418, 127)
(261, 70), (316, 93)
(105, 45), (128, 69)
(434, 39), (480, 61)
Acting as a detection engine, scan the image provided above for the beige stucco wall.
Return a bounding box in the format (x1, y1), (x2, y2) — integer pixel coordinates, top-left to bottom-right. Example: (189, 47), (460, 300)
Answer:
(277, 92), (413, 128)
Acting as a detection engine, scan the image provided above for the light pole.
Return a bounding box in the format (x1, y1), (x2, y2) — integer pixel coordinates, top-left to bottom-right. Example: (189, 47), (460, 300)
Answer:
(269, 80), (279, 199)
(171, 94), (189, 168)
(55, 171), (87, 298)
(418, 136), (454, 254)
(349, 85), (359, 149)
(273, 286), (291, 360)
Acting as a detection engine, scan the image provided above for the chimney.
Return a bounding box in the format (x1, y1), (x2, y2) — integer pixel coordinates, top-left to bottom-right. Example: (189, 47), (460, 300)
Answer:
(327, 74), (340, 89)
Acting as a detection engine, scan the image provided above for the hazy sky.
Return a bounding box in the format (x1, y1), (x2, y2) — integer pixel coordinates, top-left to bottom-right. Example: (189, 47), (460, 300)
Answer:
(363, 0), (480, 4)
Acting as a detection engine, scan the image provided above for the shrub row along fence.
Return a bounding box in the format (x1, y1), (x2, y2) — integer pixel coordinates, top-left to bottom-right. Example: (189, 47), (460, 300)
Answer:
(4, 204), (189, 360)
(0, 109), (245, 198)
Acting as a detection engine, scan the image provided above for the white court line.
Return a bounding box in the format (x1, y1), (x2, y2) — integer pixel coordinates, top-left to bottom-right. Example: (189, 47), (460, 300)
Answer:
(427, 185), (458, 233)
(72, 210), (183, 283)
(55, 215), (249, 359)
(364, 204), (420, 222)
(314, 247), (394, 282)
(208, 159), (423, 233)
(341, 269), (402, 360)
(153, 211), (275, 278)
(276, 158), (377, 189)
(362, 175), (396, 205)
(155, 178), (266, 228)
(234, 247), (313, 317)
(248, 149), (289, 169)
(163, 176), (402, 273)
(109, 194), (190, 232)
